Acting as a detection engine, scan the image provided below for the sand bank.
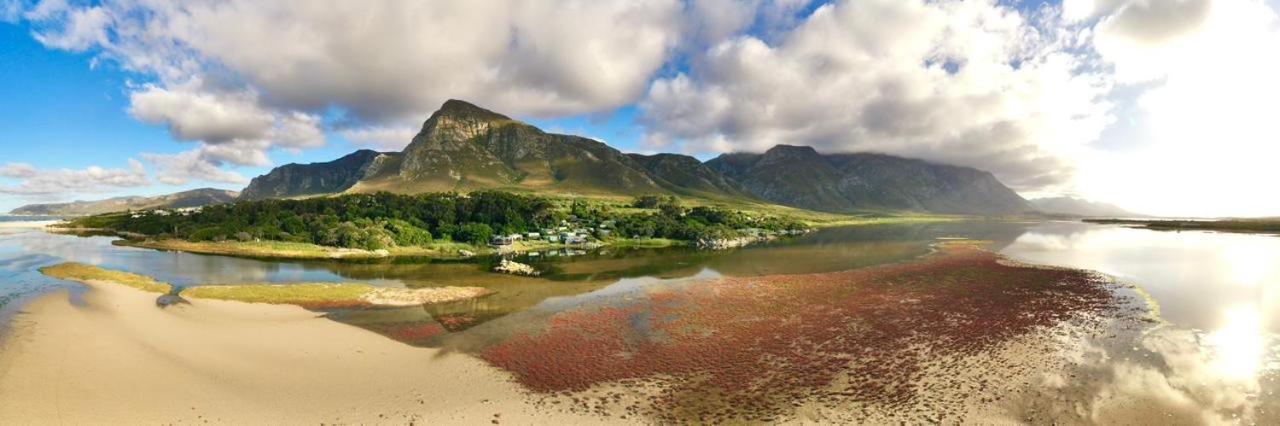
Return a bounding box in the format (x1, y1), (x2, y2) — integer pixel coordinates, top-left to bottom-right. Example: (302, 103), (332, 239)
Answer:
(0, 281), (614, 425)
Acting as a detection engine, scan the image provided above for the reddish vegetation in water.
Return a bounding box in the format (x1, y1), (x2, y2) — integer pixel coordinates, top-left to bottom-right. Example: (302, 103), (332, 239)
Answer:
(380, 322), (447, 344)
(437, 313), (480, 332)
(479, 244), (1129, 421)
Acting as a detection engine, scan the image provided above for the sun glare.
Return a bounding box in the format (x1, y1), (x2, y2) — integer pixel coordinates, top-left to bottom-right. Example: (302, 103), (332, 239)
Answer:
(1207, 305), (1267, 381)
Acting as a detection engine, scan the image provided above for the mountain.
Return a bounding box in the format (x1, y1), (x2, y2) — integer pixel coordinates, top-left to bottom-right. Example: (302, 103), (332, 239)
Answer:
(707, 145), (1034, 215)
(625, 153), (754, 199)
(239, 150), (401, 201)
(349, 99), (664, 196)
(1030, 197), (1144, 218)
(9, 188), (239, 216)
(239, 100), (1033, 215)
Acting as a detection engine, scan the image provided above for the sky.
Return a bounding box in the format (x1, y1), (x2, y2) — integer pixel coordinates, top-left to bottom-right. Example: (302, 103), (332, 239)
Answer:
(1, 0), (1278, 217)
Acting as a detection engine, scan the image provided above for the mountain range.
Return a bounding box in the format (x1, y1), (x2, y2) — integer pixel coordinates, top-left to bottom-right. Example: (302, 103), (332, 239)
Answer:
(1029, 197), (1144, 218)
(239, 100), (1036, 215)
(8, 188), (238, 216)
(13, 100), (1046, 216)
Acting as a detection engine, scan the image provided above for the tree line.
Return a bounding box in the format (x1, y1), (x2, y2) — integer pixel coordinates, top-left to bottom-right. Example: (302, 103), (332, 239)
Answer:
(80, 191), (808, 250)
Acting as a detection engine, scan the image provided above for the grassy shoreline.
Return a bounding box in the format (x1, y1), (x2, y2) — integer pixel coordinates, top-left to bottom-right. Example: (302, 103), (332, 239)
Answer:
(39, 262), (491, 308)
(1084, 218), (1280, 234)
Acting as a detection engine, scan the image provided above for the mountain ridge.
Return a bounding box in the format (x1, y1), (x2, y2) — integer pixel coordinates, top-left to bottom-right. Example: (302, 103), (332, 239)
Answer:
(239, 100), (1034, 215)
(1030, 197), (1144, 218)
(9, 188), (239, 216)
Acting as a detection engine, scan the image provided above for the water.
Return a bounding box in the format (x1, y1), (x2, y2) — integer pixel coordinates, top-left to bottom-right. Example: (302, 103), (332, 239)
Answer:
(3, 219), (1280, 421)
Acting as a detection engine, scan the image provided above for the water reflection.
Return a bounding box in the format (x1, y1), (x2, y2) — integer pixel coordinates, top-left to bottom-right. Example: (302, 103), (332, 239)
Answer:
(6, 220), (1280, 421)
(1000, 222), (1280, 423)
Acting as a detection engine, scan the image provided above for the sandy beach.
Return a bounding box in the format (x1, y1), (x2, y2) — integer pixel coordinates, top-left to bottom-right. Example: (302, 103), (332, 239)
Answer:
(0, 280), (611, 425)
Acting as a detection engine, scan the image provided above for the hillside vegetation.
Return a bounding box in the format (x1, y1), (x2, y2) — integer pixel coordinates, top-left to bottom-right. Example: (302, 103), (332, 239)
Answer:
(64, 191), (809, 252)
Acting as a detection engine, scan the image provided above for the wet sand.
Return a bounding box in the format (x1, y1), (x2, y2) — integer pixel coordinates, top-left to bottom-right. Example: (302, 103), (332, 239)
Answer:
(0, 281), (609, 425)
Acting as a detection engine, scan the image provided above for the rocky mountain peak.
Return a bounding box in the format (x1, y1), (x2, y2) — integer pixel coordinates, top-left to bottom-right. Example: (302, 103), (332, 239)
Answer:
(428, 99), (513, 125)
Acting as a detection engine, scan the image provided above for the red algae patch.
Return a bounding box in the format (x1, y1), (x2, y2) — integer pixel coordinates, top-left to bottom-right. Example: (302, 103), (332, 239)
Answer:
(479, 243), (1137, 422)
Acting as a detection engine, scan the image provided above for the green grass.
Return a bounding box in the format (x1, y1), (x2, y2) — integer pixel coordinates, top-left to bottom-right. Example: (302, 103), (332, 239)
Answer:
(39, 262), (173, 293)
(119, 239), (486, 260)
(55, 212), (128, 230)
(181, 283), (376, 307)
(607, 238), (686, 248)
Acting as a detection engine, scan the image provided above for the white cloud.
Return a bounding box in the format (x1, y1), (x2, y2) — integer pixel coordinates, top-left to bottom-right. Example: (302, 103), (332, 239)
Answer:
(0, 160), (150, 195)
(26, 0), (684, 121)
(1077, 0), (1280, 217)
(127, 82), (325, 168)
(0, 163), (38, 179)
(141, 148), (248, 186)
(339, 125), (419, 151)
(641, 0), (1115, 191)
(15, 0), (685, 187)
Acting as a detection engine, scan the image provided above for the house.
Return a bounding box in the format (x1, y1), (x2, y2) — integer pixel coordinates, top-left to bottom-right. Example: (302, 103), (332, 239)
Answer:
(525, 232), (541, 240)
(507, 233), (524, 241)
(547, 235), (560, 243)
(490, 235), (515, 246)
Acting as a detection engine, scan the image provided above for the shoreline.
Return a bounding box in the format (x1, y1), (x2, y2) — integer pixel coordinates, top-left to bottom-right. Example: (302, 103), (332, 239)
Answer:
(0, 281), (612, 425)
(1084, 218), (1280, 234)
(65, 215), (961, 263)
(0, 240), (1155, 423)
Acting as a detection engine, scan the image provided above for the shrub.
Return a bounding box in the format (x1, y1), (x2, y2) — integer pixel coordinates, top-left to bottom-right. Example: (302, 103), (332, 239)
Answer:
(455, 222), (495, 245)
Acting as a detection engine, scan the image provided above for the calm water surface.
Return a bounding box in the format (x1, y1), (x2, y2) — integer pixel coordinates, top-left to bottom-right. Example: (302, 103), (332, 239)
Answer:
(3, 219), (1280, 420)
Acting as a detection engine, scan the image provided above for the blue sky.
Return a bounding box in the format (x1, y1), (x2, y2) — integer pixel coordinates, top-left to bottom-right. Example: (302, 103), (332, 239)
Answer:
(2, 0), (1279, 217)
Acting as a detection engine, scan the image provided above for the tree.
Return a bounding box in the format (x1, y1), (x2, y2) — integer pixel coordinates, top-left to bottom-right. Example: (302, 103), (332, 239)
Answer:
(454, 222), (495, 245)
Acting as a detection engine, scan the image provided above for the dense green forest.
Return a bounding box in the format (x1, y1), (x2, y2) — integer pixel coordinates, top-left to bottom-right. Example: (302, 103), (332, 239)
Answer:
(71, 191), (807, 250)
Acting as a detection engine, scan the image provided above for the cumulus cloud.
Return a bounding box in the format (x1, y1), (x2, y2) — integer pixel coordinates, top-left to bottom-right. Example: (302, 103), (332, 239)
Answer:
(339, 126), (419, 151)
(642, 0), (1114, 191)
(0, 160), (150, 195)
(25, 0), (684, 121)
(141, 148), (248, 186)
(16, 0), (687, 184)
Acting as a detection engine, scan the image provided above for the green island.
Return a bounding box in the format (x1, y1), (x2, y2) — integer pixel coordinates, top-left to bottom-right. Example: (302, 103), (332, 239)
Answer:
(40, 262), (491, 308)
(54, 190), (946, 260)
(1084, 218), (1280, 234)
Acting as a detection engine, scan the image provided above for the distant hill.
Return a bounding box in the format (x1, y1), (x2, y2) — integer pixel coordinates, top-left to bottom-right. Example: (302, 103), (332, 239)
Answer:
(707, 145), (1034, 215)
(1030, 197), (1144, 218)
(9, 188), (239, 216)
(237, 99), (1034, 215)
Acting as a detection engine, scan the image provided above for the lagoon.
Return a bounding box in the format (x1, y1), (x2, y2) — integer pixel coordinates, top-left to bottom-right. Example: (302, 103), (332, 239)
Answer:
(2, 219), (1279, 422)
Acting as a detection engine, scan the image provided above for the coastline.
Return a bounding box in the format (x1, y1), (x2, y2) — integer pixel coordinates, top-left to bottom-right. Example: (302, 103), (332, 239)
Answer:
(0, 240), (1153, 423)
(73, 215), (960, 262)
(1084, 218), (1280, 234)
(0, 282), (612, 425)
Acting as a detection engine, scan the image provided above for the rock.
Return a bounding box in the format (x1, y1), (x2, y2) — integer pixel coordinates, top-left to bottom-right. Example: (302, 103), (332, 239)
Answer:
(695, 236), (767, 250)
(493, 259), (539, 276)
(458, 249), (476, 257)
